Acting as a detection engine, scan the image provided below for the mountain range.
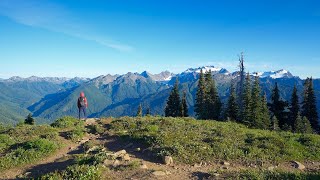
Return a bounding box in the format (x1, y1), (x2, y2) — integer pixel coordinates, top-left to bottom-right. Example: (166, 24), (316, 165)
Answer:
(0, 66), (319, 125)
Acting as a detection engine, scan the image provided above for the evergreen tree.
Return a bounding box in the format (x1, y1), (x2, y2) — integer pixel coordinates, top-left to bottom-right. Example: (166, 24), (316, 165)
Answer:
(205, 70), (222, 120)
(302, 78), (310, 118)
(137, 104), (142, 117)
(165, 79), (181, 117)
(290, 84), (300, 131)
(195, 69), (206, 119)
(302, 117), (313, 134)
(270, 116), (280, 131)
(226, 82), (239, 121)
(250, 75), (263, 128)
(295, 114), (313, 134)
(242, 73), (252, 126)
(302, 77), (319, 132)
(261, 93), (271, 129)
(269, 82), (289, 129)
(25, 113), (35, 125)
(181, 91), (189, 117)
(146, 107), (151, 116)
(237, 52), (245, 119)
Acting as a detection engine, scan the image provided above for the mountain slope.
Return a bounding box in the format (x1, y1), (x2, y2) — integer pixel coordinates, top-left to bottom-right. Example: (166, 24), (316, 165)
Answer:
(0, 77), (89, 124)
(30, 72), (169, 120)
(1, 66), (320, 124)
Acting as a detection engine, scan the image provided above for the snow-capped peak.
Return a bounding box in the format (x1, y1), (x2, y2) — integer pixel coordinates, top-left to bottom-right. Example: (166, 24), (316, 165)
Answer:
(252, 69), (293, 79)
(140, 71), (174, 82)
(184, 66), (229, 74)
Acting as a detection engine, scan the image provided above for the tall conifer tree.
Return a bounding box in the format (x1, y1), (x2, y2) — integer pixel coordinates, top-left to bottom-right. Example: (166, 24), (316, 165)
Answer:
(137, 104), (142, 117)
(270, 82), (288, 129)
(195, 69), (206, 119)
(261, 93), (271, 129)
(290, 84), (300, 131)
(226, 82), (239, 121)
(165, 79), (181, 117)
(181, 91), (189, 117)
(251, 75), (263, 128)
(242, 73), (252, 126)
(204, 70), (221, 120)
(306, 77), (319, 131)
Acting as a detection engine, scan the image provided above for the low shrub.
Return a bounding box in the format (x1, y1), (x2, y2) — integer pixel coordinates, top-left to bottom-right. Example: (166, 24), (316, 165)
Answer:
(0, 138), (58, 170)
(51, 116), (79, 129)
(41, 164), (103, 180)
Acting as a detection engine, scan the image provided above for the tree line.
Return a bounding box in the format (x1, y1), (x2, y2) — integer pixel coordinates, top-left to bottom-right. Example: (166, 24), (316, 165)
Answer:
(163, 56), (319, 134)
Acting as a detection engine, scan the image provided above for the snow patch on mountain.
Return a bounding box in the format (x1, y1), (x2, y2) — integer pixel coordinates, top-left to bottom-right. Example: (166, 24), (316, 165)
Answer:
(252, 69), (293, 79)
(140, 71), (174, 82)
(183, 66), (229, 74)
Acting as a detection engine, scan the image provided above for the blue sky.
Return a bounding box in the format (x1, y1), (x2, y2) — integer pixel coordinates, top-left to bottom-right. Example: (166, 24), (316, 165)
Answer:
(0, 0), (319, 78)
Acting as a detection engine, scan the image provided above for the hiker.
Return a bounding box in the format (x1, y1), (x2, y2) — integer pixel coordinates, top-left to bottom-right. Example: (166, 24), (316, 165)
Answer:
(77, 92), (88, 120)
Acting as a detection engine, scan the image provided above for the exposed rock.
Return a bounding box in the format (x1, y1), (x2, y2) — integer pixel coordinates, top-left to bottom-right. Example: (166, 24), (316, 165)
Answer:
(193, 163), (201, 168)
(222, 161), (230, 166)
(114, 149), (127, 157)
(103, 159), (113, 166)
(291, 161), (305, 170)
(79, 138), (89, 144)
(122, 154), (131, 161)
(85, 118), (96, 125)
(140, 164), (148, 169)
(163, 156), (173, 165)
(152, 171), (167, 176)
(113, 160), (121, 167)
(86, 146), (99, 153)
(134, 147), (141, 152)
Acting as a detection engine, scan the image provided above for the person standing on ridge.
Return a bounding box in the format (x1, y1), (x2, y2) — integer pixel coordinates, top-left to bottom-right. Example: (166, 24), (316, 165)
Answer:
(77, 92), (88, 120)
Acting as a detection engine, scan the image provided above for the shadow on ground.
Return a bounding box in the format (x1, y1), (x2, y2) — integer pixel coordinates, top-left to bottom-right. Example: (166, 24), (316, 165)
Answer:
(21, 143), (84, 179)
(191, 171), (211, 180)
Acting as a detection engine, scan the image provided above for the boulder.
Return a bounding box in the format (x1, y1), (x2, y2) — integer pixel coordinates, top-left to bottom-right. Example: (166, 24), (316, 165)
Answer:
(222, 161), (230, 166)
(103, 159), (113, 166)
(114, 150), (127, 157)
(291, 161), (305, 170)
(122, 154), (131, 161)
(113, 160), (121, 167)
(163, 156), (173, 165)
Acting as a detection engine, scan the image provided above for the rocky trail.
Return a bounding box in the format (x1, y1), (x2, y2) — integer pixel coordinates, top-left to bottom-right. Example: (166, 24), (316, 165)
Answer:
(1, 118), (317, 180)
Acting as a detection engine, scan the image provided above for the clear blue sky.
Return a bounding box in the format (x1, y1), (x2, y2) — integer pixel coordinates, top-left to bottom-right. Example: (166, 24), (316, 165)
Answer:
(0, 0), (319, 78)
